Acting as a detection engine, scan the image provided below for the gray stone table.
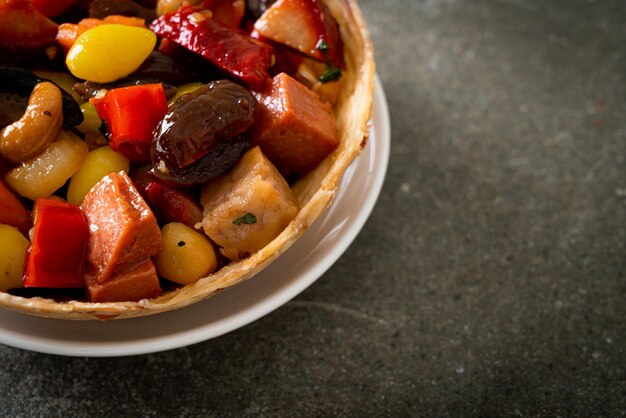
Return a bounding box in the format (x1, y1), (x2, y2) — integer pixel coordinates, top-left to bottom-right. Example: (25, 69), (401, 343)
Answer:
(1, 0), (624, 416)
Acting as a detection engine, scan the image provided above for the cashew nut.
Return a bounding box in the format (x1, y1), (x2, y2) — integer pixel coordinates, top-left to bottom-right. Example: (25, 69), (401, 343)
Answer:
(0, 82), (63, 163)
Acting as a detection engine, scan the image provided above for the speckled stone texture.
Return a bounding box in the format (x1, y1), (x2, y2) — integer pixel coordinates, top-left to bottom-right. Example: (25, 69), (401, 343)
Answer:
(1, 0), (625, 416)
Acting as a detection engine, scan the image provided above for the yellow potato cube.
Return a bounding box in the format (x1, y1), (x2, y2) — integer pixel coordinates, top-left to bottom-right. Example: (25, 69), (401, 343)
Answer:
(67, 146), (129, 205)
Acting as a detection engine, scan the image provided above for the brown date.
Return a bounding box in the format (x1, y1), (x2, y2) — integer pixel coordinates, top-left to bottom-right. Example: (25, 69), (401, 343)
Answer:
(150, 134), (249, 186)
(151, 80), (258, 172)
(73, 78), (178, 101)
(133, 51), (216, 86)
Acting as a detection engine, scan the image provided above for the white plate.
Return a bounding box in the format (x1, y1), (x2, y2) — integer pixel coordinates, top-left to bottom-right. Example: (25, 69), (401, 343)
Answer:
(0, 76), (390, 357)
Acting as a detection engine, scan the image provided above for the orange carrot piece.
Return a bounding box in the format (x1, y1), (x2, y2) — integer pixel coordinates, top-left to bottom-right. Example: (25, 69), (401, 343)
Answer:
(56, 16), (146, 53)
(56, 23), (79, 52)
(102, 15), (146, 27)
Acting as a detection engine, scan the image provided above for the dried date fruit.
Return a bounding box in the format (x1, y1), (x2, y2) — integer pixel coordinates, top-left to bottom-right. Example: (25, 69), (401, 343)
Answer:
(74, 78), (178, 101)
(151, 80), (257, 171)
(133, 51), (215, 85)
(150, 134), (249, 186)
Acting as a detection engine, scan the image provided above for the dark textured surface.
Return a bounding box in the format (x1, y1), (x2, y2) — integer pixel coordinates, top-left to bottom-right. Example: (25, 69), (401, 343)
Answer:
(1, 0), (625, 416)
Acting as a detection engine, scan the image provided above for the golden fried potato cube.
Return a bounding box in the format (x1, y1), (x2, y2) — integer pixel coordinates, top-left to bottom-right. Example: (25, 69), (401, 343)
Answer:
(200, 146), (300, 261)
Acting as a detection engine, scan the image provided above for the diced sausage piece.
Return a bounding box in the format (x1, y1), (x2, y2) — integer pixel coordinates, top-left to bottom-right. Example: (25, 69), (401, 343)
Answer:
(81, 172), (163, 283)
(200, 146), (299, 261)
(85, 259), (162, 303)
(252, 72), (339, 176)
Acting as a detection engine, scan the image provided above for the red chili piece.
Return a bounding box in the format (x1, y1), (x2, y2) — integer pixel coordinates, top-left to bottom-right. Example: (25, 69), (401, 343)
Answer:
(91, 83), (168, 163)
(150, 6), (273, 90)
(25, 199), (89, 288)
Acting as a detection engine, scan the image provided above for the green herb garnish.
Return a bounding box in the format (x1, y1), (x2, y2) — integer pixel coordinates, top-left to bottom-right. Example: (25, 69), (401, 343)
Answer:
(319, 67), (342, 83)
(233, 213), (257, 225)
(316, 39), (342, 83)
(316, 39), (329, 52)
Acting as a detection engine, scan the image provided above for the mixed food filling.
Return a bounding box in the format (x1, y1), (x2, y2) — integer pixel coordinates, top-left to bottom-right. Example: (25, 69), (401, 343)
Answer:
(0, 0), (346, 302)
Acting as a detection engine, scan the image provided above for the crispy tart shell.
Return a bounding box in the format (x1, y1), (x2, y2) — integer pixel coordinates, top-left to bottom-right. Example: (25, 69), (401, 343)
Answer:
(0, 0), (376, 320)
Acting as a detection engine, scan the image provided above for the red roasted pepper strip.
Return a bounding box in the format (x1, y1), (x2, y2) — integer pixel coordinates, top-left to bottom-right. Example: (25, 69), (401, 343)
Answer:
(150, 6), (273, 90)
(91, 84), (168, 163)
(0, 180), (31, 234)
(24, 199), (88, 288)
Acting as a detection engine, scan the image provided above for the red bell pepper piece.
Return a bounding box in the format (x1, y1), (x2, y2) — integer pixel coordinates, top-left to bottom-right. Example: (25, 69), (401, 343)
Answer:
(144, 181), (203, 227)
(0, 180), (31, 234)
(150, 6), (273, 90)
(24, 199), (88, 288)
(91, 84), (168, 163)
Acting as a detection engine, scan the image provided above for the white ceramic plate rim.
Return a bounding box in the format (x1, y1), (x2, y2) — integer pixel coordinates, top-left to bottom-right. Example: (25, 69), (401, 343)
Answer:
(0, 75), (390, 357)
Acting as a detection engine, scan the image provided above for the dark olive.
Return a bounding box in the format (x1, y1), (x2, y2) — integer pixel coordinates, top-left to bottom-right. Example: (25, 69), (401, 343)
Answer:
(150, 135), (249, 186)
(133, 51), (217, 86)
(73, 78), (178, 101)
(151, 79), (258, 170)
(245, 0), (278, 21)
(0, 48), (61, 69)
(0, 92), (28, 130)
(88, 0), (156, 22)
(0, 66), (83, 128)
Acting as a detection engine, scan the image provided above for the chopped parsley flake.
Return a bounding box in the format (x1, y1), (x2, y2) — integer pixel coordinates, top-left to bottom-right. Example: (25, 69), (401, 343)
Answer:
(316, 39), (329, 52)
(319, 66), (342, 83)
(315, 38), (342, 83)
(233, 213), (257, 225)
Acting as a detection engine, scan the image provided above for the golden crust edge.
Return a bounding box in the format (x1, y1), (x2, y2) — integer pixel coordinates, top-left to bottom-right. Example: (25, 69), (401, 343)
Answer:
(0, 0), (376, 320)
